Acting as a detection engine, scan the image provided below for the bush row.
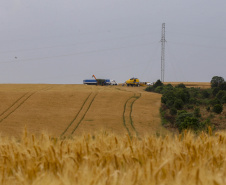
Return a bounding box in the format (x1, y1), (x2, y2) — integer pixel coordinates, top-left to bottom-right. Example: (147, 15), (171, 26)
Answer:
(146, 76), (225, 132)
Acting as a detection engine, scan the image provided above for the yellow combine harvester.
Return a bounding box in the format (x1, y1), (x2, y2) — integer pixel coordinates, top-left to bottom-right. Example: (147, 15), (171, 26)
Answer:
(125, 77), (150, 87)
(126, 77), (140, 86)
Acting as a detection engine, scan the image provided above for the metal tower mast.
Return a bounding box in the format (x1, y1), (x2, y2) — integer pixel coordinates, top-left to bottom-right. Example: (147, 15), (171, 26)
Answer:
(161, 23), (166, 82)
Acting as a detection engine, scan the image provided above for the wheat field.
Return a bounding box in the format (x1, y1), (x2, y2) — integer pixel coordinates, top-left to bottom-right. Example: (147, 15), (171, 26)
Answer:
(164, 82), (211, 89)
(0, 83), (225, 185)
(0, 84), (169, 138)
(0, 129), (225, 185)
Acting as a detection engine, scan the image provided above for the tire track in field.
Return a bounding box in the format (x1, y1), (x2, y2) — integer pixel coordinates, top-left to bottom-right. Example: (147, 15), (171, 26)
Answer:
(61, 92), (98, 137)
(123, 93), (141, 138)
(0, 93), (29, 117)
(0, 86), (52, 123)
(60, 92), (92, 137)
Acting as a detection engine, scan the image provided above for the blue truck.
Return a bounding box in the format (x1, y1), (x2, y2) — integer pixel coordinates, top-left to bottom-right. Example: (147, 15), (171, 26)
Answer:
(83, 79), (111, 85)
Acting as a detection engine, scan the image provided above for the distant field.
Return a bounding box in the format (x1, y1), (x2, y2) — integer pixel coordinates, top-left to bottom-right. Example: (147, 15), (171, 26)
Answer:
(164, 82), (211, 89)
(0, 84), (169, 138)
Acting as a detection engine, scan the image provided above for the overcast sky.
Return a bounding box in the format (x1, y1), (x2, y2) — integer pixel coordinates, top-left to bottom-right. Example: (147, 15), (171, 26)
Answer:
(0, 0), (225, 84)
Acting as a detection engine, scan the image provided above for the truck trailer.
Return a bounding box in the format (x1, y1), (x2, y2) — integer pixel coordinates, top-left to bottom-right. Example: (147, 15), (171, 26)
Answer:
(83, 79), (111, 85)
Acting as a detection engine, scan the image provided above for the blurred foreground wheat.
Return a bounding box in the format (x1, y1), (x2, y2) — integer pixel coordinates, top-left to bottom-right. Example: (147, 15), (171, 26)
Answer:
(0, 129), (225, 185)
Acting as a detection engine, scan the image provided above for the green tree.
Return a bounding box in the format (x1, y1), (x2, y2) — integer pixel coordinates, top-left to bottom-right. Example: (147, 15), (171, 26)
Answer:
(153, 79), (163, 88)
(219, 82), (226, 90)
(222, 95), (226, 104)
(211, 76), (225, 88)
(212, 87), (220, 96)
(216, 90), (226, 101)
(175, 83), (186, 88)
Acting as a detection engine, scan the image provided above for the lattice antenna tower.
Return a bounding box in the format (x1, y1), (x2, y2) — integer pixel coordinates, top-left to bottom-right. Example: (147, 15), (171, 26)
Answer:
(161, 23), (166, 82)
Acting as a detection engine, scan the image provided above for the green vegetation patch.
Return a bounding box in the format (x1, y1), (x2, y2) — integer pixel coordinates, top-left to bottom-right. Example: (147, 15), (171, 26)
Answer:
(146, 76), (226, 132)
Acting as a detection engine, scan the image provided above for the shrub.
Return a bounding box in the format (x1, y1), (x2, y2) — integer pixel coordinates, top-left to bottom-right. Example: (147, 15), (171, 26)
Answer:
(145, 79), (163, 92)
(195, 99), (202, 106)
(145, 86), (154, 92)
(201, 119), (211, 130)
(190, 87), (200, 98)
(153, 79), (163, 88)
(175, 83), (186, 88)
(212, 87), (220, 96)
(164, 114), (175, 124)
(216, 90), (226, 101)
(170, 107), (177, 115)
(201, 90), (210, 98)
(176, 111), (193, 132)
(222, 95), (226, 104)
(154, 86), (164, 93)
(199, 99), (209, 106)
(161, 84), (174, 94)
(175, 89), (190, 103)
(181, 117), (201, 131)
(209, 98), (221, 106)
(189, 98), (197, 104)
(165, 84), (173, 88)
(175, 110), (204, 132)
(174, 99), (184, 110)
(186, 104), (194, 109)
(161, 90), (175, 104)
(160, 107), (167, 125)
(194, 107), (201, 118)
(161, 104), (168, 111)
(213, 104), (223, 114)
(166, 99), (174, 107)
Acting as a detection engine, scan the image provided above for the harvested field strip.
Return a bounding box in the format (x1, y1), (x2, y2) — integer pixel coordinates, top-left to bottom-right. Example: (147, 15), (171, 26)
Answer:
(61, 92), (92, 137)
(0, 92), (36, 123)
(71, 93), (98, 135)
(123, 93), (141, 138)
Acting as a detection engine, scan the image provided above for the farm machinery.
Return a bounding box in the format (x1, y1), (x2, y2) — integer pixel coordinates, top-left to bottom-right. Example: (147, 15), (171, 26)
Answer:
(83, 75), (117, 86)
(125, 77), (151, 87)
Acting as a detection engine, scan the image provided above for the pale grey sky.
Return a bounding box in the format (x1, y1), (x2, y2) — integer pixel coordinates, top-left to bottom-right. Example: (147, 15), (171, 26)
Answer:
(0, 0), (225, 84)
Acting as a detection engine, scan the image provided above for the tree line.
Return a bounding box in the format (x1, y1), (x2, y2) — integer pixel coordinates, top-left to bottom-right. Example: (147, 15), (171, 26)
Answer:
(146, 76), (226, 132)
